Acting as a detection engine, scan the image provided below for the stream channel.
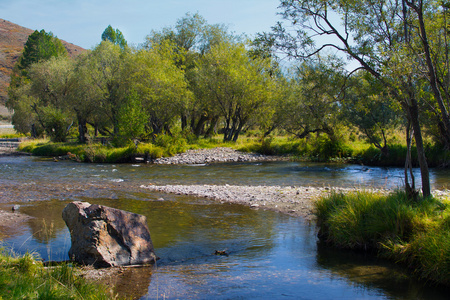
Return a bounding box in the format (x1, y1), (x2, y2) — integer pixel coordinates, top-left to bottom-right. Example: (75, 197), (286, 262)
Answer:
(0, 156), (449, 299)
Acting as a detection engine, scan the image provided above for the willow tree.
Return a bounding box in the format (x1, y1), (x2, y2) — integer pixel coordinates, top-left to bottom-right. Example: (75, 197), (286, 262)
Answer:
(7, 29), (67, 137)
(130, 41), (192, 135)
(263, 0), (439, 197)
(144, 13), (235, 135)
(193, 42), (275, 142)
(82, 41), (130, 137)
(26, 56), (75, 142)
(278, 57), (345, 142)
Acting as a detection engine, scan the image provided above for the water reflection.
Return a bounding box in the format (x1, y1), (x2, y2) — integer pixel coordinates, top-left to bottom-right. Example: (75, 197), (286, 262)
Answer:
(2, 195), (449, 299)
(1, 157), (450, 299)
(1, 157), (449, 191)
(316, 243), (450, 300)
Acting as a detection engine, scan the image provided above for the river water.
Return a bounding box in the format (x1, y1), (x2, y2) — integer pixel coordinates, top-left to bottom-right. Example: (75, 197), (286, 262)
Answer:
(0, 156), (449, 299)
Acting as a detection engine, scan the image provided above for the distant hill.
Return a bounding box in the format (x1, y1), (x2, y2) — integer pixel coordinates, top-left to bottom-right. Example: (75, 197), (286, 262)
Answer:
(0, 18), (85, 107)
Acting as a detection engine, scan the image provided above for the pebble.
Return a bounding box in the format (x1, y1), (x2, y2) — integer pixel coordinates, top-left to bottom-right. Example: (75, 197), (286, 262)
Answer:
(140, 184), (393, 220)
(153, 147), (283, 165)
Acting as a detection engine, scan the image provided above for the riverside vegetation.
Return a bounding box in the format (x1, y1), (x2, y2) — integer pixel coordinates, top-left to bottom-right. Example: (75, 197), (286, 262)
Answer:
(3, 1), (450, 295)
(5, 7), (450, 196)
(0, 250), (113, 299)
(315, 191), (450, 286)
(14, 132), (450, 167)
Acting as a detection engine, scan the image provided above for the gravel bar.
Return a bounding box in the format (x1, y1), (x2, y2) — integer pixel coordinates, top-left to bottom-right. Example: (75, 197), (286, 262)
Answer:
(140, 184), (392, 221)
(153, 147), (283, 165)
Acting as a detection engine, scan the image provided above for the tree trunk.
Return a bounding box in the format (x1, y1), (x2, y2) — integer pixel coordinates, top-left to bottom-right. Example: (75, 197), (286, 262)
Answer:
(76, 112), (88, 143)
(408, 97), (431, 198)
(193, 114), (209, 137)
(181, 114), (187, 131)
(205, 116), (219, 138)
(406, 0), (450, 148)
(404, 118), (418, 200)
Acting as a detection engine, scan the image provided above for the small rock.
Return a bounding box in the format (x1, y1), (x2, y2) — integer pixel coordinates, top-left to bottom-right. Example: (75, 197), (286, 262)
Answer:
(214, 250), (228, 256)
(12, 205), (20, 212)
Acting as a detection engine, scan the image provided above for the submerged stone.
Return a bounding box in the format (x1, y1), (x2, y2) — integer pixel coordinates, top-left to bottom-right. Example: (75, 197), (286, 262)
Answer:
(62, 201), (157, 268)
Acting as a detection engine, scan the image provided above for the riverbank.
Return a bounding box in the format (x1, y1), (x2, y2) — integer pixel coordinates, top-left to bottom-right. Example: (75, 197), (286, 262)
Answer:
(141, 184), (392, 221)
(153, 147), (284, 164)
(315, 191), (450, 286)
(0, 146), (28, 156)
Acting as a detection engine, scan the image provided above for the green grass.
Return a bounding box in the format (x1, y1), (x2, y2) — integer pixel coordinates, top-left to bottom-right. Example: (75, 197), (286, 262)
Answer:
(315, 190), (450, 285)
(0, 249), (114, 299)
(15, 132), (449, 166)
(0, 127), (25, 138)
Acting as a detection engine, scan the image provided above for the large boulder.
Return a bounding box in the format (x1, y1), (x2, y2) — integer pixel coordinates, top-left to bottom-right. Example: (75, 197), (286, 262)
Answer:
(62, 201), (156, 268)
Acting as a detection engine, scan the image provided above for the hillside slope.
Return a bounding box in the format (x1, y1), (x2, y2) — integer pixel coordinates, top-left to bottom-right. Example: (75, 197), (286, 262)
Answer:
(0, 18), (85, 108)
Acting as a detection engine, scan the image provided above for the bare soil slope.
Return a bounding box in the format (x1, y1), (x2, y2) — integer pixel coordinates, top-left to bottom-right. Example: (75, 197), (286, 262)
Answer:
(0, 18), (85, 110)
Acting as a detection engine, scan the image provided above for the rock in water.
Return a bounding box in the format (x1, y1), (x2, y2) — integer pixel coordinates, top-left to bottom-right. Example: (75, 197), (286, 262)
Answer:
(62, 201), (156, 268)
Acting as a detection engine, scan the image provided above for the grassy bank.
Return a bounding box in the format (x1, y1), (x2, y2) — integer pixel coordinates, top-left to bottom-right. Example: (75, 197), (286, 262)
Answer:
(15, 133), (449, 167)
(315, 191), (450, 286)
(17, 135), (248, 163)
(0, 249), (114, 299)
(239, 136), (449, 167)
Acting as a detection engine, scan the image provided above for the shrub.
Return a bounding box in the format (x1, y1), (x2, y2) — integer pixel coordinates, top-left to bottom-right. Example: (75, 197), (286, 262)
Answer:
(0, 249), (113, 299)
(315, 190), (450, 285)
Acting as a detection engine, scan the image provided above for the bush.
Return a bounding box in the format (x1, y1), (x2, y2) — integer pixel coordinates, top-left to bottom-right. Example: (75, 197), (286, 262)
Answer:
(0, 249), (113, 299)
(315, 190), (450, 285)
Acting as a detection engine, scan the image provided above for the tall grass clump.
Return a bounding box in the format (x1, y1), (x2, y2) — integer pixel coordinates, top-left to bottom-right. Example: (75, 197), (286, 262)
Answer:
(0, 249), (113, 299)
(315, 190), (450, 285)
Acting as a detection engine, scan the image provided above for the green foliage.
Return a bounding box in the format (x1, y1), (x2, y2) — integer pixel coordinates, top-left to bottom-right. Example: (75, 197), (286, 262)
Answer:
(194, 41), (275, 142)
(355, 143), (450, 167)
(101, 25), (127, 50)
(14, 29), (67, 78)
(132, 42), (192, 135)
(153, 133), (189, 156)
(401, 216), (450, 285)
(38, 106), (73, 142)
(0, 249), (113, 299)
(341, 72), (400, 152)
(115, 90), (148, 146)
(315, 190), (450, 285)
(270, 58), (345, 143)
(311, 135), (352, 161)
(238, 134), (352, 161)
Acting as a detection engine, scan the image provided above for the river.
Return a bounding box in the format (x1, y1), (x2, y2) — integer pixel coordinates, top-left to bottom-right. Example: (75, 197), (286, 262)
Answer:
(0, 156), (449, 299)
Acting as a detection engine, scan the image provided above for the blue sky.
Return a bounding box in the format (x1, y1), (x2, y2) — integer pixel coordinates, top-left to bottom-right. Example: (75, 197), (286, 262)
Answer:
(1, 0), (283, 49)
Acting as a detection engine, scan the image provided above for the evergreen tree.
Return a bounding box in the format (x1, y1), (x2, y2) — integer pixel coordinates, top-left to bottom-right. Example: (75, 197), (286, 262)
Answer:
(101, 25), (127, 50)
(15, 29), (67, 78)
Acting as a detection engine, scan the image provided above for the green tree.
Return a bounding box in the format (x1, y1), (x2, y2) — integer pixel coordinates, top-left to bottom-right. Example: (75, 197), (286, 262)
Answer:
(26, 57), (75, 142)
(131, 42), (192, 135)
(271, 57), (344, 143)
(116, 90), (148, 146)
(265, 0), (434, 197)
(83, 41), (130, 137)
(8, 84), (42, 136)
(342, 72), (401, 156)
(101, 25), (128, 50)
(7, 29), (68, 137)
(402, 0), (450, 149)
(14, 29), (67, 78)
(144, 13), (235, 135)
(194, 42), (275, 142)
(68, 51), (104, 143)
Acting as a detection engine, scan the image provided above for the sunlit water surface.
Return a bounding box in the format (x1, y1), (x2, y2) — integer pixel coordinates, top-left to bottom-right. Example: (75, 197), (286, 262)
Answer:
(1, 156), (449, 299)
